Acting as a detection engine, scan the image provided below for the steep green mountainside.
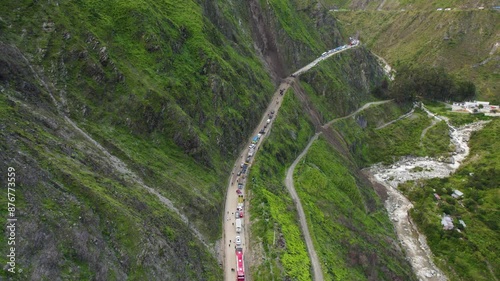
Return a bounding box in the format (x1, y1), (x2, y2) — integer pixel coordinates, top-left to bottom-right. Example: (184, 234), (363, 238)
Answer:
(333, 105), (454, 166)
(0, 0), (394, 279)
(333, 8), (499, 101)
(294, 137), (417, 281)
(246, 54), (417, 279)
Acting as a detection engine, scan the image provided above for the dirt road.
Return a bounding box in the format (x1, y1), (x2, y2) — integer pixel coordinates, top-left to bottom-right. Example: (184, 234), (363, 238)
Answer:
(283, 100), (391, 281)
(285, 133), (323, 281)
(323, 100), (392, 129)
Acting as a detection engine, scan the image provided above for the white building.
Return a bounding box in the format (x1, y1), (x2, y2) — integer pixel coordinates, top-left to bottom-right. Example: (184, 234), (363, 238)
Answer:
(441, 215), (454, 230)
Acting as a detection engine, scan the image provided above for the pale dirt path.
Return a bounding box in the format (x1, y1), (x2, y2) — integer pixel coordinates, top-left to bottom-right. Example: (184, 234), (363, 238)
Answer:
(12, 44), (212, 252)
(419, 119), (438, 146)
(283, 100), (391, 281)
(285, 133), (323, 281)
(377, 0), (388, 11)
(376, 104), (416, 130)
(323, 100), (392, 129)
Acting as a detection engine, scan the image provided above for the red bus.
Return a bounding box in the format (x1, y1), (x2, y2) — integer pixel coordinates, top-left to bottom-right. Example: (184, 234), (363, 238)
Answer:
(236, 247), (245, 281)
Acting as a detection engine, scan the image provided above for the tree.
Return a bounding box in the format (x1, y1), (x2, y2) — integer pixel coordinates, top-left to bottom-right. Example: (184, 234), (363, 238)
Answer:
(388, 65), (477, 103)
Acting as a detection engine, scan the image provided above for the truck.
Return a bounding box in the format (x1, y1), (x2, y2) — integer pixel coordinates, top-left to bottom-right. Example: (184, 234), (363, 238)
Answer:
(236, 248), (245, 280)
(241, 164), (248, 174)
(235, 218), (242, 233)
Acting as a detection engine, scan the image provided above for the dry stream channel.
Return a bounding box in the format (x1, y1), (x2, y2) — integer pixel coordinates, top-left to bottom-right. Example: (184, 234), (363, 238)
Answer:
(367, 105), (489, 281)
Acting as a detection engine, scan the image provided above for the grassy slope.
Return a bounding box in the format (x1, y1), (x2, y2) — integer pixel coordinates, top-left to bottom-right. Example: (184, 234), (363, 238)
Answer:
(0, 92), (222, 280)
(299, 46), (385, 122)
(335, 9), (499, 101)
(248, 96), (418, 279)
(0, 0), (280, 278)
(248, 89), (316, 281)
(294, 137), (416, 281)
(332, 104), (453, 166)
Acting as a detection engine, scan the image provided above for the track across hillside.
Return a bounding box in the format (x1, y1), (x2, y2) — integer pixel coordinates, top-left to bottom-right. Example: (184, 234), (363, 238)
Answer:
(284, 100), (391, 281)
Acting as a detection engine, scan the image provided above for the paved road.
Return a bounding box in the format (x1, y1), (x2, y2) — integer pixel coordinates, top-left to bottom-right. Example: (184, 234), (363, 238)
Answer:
(223, 43), (360, 281)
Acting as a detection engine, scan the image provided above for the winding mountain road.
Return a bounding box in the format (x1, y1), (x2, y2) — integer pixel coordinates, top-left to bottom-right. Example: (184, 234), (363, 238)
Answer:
(223, 43), (359, 281)
(285, 132), (323, 280)
(284, 100), (391, 281)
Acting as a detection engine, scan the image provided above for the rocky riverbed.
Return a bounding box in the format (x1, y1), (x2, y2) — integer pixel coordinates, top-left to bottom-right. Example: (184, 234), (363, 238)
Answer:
(368, 108), (489, 281)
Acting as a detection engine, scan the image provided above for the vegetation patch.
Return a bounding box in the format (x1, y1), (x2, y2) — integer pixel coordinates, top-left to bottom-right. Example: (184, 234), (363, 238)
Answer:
(248, 89), (315, 281)
(294, 137), (416, 280)
(399, 119), (500, 281)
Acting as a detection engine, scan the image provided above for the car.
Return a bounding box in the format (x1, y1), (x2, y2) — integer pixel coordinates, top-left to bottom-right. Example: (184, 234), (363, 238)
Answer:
(238, 183), (243, 190)
(237, 170), (242, 176)
(259, 129), (265, 134)
(235, 211), (240, 218)
(271, 110), (275, 114)
(235, 236), (241, 246)
(246, 156), (251, 162)
(264, 124), (268, 129)
(236, 189), (242, 195)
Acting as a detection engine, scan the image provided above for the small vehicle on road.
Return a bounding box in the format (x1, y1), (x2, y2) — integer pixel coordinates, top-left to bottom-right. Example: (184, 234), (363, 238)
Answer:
(236, 236), (241, 246)
(236, 189), (242, 195)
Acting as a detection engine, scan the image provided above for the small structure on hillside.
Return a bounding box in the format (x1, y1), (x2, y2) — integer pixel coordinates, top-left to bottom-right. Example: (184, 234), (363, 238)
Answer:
(434, 193), (441, 200)
(452, 189), (464, 199)
(459, 220), (467, 228)
(442, 215), (454, 230)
